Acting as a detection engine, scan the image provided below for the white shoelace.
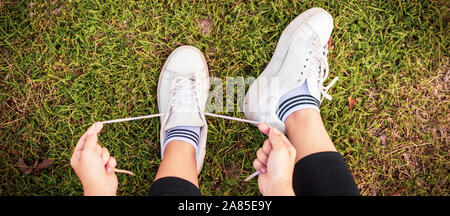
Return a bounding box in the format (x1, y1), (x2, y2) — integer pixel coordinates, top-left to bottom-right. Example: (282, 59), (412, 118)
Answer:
(102, 112), (259, 125)
(169, 76), (199, 112)
(101, 75), (261, 181)
(102, 112), (261, 181)
(306, 37), (339, 103)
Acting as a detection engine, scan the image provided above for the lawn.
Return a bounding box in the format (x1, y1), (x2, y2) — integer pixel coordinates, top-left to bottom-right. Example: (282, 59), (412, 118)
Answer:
(0, 0), (448, 196)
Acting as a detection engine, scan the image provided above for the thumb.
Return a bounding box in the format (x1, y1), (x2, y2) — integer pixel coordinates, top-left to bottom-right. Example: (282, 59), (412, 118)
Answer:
(267, 126), (285, 150)
(258, 123), (271, 136)
(84, 122), (103, 151)
(74, 122), (101, 151)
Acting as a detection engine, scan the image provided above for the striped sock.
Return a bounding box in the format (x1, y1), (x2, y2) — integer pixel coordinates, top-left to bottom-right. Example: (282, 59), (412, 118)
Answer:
(277, 82), (320, 122)
(163, 126), (201, 159)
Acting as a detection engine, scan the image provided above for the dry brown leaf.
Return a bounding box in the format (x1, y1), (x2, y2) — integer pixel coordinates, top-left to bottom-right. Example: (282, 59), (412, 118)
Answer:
(36, 159), (54, 170)
(198, 19), (212, 36)
(379, 134), (387, 145)
(18, 157), (33, 174)
(32, 160), (38, 169)
(348, 96), (356, 110)
(18, 158), (54, 175)
(327, 36), (334, 51)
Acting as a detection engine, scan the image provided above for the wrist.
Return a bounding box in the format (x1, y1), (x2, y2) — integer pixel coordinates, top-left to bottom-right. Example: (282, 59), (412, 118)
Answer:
(265, 187), (295, 196)
(83, 185), (116, 196)
(278, 187), (295, 196)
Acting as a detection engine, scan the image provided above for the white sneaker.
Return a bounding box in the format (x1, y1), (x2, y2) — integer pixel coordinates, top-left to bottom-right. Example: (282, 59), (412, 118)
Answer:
(157, 46), (209, 174)
(244, 8), (338, 133)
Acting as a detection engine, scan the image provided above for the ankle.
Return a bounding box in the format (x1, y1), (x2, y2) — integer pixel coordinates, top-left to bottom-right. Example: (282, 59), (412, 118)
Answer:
(285, 108), (320, 123)
(156, 140), (199, 187)
(163, 140), (197, 161)
(285, 108), (321, 133)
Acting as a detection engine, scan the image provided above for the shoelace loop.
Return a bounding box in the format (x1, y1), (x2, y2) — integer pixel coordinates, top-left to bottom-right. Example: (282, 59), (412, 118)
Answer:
(169, 75), (201, 113)
(304, 36), (339, 103)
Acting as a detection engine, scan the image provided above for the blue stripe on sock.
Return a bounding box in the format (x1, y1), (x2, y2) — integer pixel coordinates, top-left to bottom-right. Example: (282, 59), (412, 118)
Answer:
(277, 94), (319, 112)
(165, 133), (199, 146)
(277, 98), (319, 117)
(166, 128), (199, 140)
(278, 101), (318, 121)
(165, 131), (199, 142)
(277, 95), (319, 115)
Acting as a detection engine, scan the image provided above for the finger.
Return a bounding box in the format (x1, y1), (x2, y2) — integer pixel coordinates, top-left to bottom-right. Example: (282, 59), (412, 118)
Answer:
(287, 145), (297, 158)
(84, 123), (103, 151)
(96, 144), (102, 155)
(106, 157), (117, 173)
(74, 124), (95, 151)
(84, 133), (98, 152)
(258, 123), (271, 136)
(267, 127), (286, 150)
(76, 122), (103, 151)
(280, 130), (291, 146)
(101, 147), (110, 164)
(256, 148), (269, 166)
(70, 151), (80, 168)
(75, 132), (88, 152)
(90, 122), (103, 135)
(262, 139), (272, 155)
(253, 159), (266, 174)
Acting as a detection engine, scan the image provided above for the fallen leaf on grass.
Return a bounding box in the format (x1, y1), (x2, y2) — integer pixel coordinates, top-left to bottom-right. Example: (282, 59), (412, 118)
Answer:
(36, 159), (54, 170)
(198, 18), (212, 36)
(18, 157), (54, 175)
(378, 134), (387, 145)
(348, 96), (356, 110)
(18, 158), (33, 175)
(327, 36), (334, 51)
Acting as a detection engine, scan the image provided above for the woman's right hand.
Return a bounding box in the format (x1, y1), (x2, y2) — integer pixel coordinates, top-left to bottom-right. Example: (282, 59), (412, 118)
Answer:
(253, 123), (296, 196)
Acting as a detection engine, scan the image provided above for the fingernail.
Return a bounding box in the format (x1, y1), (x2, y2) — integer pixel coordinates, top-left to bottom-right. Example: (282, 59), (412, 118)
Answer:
(107, 167), (112, 172)
(95, 122), (103, 131)
(261, 167), (266, 174)
(259, 123), (269, 131)
(86, 124), (95, 135)
(271, 127), (281, 135)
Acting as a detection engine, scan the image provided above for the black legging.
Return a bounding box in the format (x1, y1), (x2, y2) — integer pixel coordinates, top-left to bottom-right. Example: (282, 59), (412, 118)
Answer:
(149, 151), (360, 196)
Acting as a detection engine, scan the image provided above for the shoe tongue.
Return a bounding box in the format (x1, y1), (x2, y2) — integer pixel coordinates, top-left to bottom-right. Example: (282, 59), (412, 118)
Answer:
(164, 110), (204, 131)
(306, 79), (320, 101)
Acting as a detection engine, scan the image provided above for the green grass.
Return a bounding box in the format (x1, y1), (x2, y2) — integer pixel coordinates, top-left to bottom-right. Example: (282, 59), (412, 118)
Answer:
(0, 0), (448, 196)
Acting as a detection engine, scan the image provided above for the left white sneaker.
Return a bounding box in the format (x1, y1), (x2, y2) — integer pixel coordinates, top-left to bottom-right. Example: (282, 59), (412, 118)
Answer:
(157, 46), (209, 174)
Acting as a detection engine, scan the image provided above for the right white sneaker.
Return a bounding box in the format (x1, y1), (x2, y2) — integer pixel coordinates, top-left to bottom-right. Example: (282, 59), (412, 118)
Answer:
(157, 46), (209, 174)
(244, 8), (338, 133)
